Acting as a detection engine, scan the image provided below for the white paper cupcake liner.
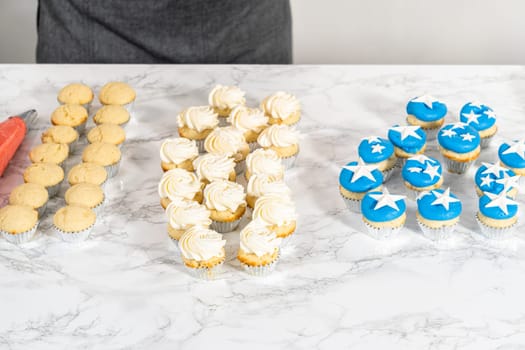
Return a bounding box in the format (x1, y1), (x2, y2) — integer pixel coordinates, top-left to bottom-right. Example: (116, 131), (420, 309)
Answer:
(340, 193), (362, 213)
(475, 214), (516, 240)
(1, 222), (39, 245)
(46, 182), (61, 198)
(363, 220), (404, 240)
(186, 261), (224, 280)
(248, 142), (260, 152)
(417, 218), (457, 241)
(281, 154), (298, 170)
(480, 134), (495, 149)
(241, 254), (280, 277)
(104, 160), (121, 178)
(211, 216), (243, 233)
(235, 160), (246, 175)
(443, 157), (474, 175)
(54, 224), (94, 243)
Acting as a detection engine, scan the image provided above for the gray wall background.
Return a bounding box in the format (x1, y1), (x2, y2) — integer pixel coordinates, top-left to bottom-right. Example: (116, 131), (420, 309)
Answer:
(1, 0), (525, 64)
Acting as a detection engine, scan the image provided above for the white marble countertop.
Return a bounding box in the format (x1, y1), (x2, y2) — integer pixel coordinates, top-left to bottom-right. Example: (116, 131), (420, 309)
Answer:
(1, 65), (525, 349)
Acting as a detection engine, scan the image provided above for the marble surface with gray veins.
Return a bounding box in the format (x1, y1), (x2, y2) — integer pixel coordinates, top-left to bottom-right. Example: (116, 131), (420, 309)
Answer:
(1, 65), (525, 349)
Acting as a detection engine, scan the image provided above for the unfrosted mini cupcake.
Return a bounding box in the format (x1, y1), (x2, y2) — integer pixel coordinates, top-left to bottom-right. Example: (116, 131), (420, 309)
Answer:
(208, 85), (246, 125)
(51, 104), (88, 135)
(246, 174), (290, 209)
(65, 183), (105, 215)
(227, 105), (269, 150)
(245, 148), (284, 181)
(339, 159), (383, 213)
(23, 162), (64, 198)
(361, 188), (407, 240)
(476, 191), (519, 239)
(204, 180), (246, 233)
(178, 226), (226, 280)
(260, 91), (301, 126)
(406, 95), (447, 140)
(82, 142), (122, 178)
(498, 139), (525, 176)
(177, 106), (219, 152)
(474, 162), (518, 198)
(53, 205), (96, 242)
(238, 220), (282, 276)
(460, 101), (497, 149)
(57, 83), (94, 109)
(416, 188), (462, 241)
(159, 137), (198, 172)
(98, 81), (136, 112)
(158, 168), (203, 209)
(41, 125), (79, 154)
(387, 125), (427, 166)
(93, 105), (131, 127)
(165, 198), (211, 241)
(193, 153), (236, 185)
(0, 205), (39, 244)
(358, 136), (397, 182)
(402, 155), (443, 200)
(9, 183), (49, 218)
(204, 126), (250, 174)
(257, 124), (300, 169)
(87, 123), (126, 148)
(29, 143), (69, 168)
(252, 193), (297, 245)
(67, 162), (108, 187)
(438, 122), (480, 174)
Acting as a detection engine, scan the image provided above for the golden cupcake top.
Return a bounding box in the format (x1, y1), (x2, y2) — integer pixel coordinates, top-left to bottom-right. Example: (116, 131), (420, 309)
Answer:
(0, 205), (38, 234)
(67, 162), (108, 186)
(82, 142), (121, 166)
(87, 124), (126, 145)
(93, 105), (130, 125)
(53, 205), (96, 232)
(65, 183), (104, 209)
(57, 83), (94, 105)
(23, 162), (64, 187)
(51, 104), (88, 127)
(9, 183), (49, 209)
(99, 82), (136, 105)
(41, 125), (79, 145)
(29, 143), (69, 165)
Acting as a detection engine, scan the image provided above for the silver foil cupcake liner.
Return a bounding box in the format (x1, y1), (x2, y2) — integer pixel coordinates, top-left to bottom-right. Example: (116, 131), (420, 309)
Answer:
(36, 202), (47, 218)
(68, 140), (81, 155)
(340, 193), (362, 213)
(382, 166), (396, 183)
(195, 139), (206, 154)
(211, 216), (243, 233)
(74, 122), (87, 136)
(121, 100), (135, 114)
(186, 261), (224, 280)
(423, 127), (439, 141)
(281, 154), (298, 170)
(241, 254), (280, 277)
(91, 197), (105, 216)
(417, 219), (457, 241)
(54, 224), (94, 243)
(248, 141), (260, 152)
(396, 157), (408, 168)
(46, 182), (61, 198)
(1, 222), (39, 245)
(443, 157), (474, 175)
(104, 160), (121, 178)
(480, 134), (494, 149)
(363, 220), (404, 240)
(475, 214), (516, 240)
(405, 187), (422, 201)
(235, 160), (246, 175)
(218, 118), (229, 127)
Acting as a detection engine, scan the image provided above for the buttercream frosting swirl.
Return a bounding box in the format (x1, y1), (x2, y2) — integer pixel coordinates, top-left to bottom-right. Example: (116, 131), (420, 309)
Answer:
(252, 193), (297, 226)
(239, 220), (282, 257)
(246, 148), (284, 178)
(178, 226), (226, 261)
(261, 91), (301, 120)
(158, 168), (201, 201)
(166, 198), (211, 230)
(160, 138), (198, 164)
(257, 124), (299, 148)
(204, 180), (246, 212)
(204, 126), (246, 156)
(247, 174), (290, 198)
(227, 106), (268, 133)
(193, 153), (236, 182)
(208, 85), (246, 110)
(177, 106), (219, 132)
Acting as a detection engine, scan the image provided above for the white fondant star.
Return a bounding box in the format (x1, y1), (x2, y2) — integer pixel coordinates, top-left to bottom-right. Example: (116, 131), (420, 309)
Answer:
(502, 139), (525, 159)
(411, 95), (438, 109)
(485, 191), (518, 215)
(481, 162), (507, 177)
(495, 174), (521, 190)
(469, 101), (484, 109)
(485, 110), (497, 119)
(408, 167), (422, 173)
(371, 143), (385, 154)
(451, 122), (468, 130)
(430, 188), (460, 210)
(343, 158), (378, 183)
(409, 154), (432, 164)
(480, 175), (493, 187)
(390, 125), (422, 141)
(363, 136), (382, 144)
(440, 128), (457, 138)
(369, 187), (406, 211)
(461, 133), (476, 142)
(462, 110), (480, 124)
(423, 163), (440, 180)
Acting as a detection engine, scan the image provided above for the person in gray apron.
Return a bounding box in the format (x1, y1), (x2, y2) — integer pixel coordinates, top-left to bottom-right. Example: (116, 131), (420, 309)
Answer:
(36, 0), (292, 64)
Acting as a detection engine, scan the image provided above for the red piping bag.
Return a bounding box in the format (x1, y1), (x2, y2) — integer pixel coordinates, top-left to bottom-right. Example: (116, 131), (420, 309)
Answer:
(0, 110), (37, 177)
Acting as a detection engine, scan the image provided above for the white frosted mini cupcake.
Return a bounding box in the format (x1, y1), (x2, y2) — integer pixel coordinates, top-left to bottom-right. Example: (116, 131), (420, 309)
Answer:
(238, 220), (282, 276)
(204, 126), (250, 174)
(252, 193), (297, 246)
(261, 91), (301, 126)
(193, 153), (236, 184)
(228, 105), (269, 150)
(177, 106), (219, 153)
(204, 180), (246, 233)
(257, 124), (300, 169)
(160, 137), (199, 172)
(166, 198), (212, 242)
(158, 168), (203, 209)
(208, 85), (246, 125)
(245, 148), (284, 181)
(246, 174), (291, 209)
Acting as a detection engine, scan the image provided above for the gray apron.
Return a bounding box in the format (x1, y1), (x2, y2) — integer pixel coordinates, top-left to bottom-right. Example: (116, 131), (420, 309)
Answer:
(36, 0), (292, 64)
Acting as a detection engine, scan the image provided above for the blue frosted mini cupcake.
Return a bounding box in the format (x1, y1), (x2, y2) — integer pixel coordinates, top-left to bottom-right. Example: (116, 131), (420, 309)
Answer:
(476, 192), (518, 239)
(437, 122), (480, 174)
(361, 188), (406, 240)
(402, 155), (443, 200)
(474, 162), (519, 198)
(387, 125), (427, 167)
(459, 101), (497, 149)
(498, 139), (525, 176)
(406, 95), (447, 140)
(339, 158), (383, 213)
(416, 188), (462, 241)
(358, 136), (397, 182)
